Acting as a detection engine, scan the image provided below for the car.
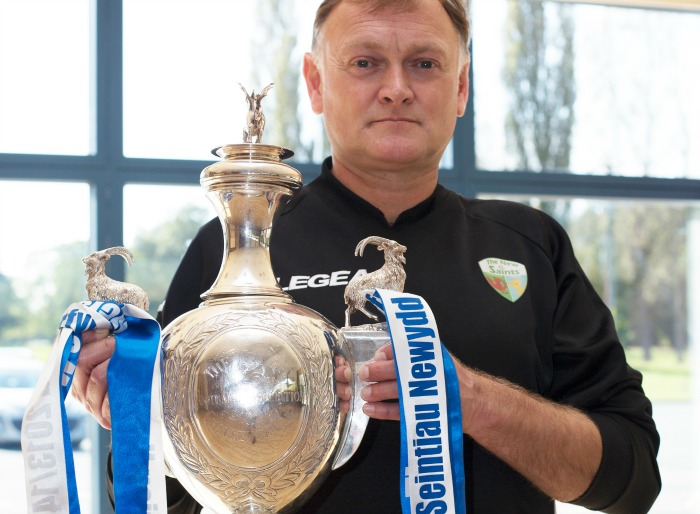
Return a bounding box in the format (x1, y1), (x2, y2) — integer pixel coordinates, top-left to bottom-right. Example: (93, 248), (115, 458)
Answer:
(0, 357), (88, 447)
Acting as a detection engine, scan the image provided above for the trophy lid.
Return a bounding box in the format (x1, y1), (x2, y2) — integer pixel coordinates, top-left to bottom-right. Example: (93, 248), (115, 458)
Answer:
(211, 82), (294, 158)
(201, 83), (300, 192)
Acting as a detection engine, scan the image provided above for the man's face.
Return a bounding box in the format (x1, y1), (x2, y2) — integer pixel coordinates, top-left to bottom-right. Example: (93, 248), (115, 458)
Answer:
(304, 0), (469, 173)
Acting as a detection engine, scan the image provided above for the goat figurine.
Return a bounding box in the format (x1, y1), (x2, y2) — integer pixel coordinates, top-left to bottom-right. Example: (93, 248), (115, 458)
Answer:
(240, 82), (273, 144)
(82, 246), (149, 311)
(343, 236), (407, 327)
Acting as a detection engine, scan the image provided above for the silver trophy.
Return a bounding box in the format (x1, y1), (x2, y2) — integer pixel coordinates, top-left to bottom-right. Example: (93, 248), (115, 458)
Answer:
(157, 84), (403, 513)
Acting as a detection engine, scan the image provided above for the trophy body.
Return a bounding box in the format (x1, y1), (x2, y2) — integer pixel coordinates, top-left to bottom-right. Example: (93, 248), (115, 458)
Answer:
(161, 143), (347, 513)
(159, 86), (401, 513)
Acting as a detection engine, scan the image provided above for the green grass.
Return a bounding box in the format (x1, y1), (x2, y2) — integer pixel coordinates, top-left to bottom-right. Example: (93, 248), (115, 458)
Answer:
(624, 346), (691, 402)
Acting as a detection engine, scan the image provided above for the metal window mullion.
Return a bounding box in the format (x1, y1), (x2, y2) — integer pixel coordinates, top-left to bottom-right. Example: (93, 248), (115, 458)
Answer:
(91, 0), (124, 512)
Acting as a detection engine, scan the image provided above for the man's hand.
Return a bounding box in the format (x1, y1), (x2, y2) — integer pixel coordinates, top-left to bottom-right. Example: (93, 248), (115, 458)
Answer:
(334, 355), (352, 414)
(72, 328), (115, 429)
(358, 344), (400, 420)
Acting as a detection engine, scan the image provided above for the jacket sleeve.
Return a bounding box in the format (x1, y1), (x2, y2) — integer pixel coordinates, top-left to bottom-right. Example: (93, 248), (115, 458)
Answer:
(541, 213), (661, 513)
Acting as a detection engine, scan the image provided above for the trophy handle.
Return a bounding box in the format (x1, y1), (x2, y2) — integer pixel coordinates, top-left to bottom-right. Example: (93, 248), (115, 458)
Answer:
(332, 324), (391, 470)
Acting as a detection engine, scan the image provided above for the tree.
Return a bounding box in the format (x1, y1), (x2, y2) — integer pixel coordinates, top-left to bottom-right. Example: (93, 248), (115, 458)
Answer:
(249, 0), (310, 159)
(127, 204), (210, 318)
(503, 0), (576, 172)
(503, 0), (576, 223)
(0, 205), (208, 343)
(570, 202), (689, 361)
(13, 241), (89, 342)
(0, 273), (25, 342)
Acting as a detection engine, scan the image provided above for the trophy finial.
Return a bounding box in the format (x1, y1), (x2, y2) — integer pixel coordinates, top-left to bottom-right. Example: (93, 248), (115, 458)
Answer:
(343, 236), (407, 327)
(82, 246), (149, 311)
(239, 82), (274, 144)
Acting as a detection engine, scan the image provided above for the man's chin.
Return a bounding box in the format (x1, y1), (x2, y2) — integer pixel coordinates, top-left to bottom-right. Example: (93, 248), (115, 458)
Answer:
(365, 140), (433, 166)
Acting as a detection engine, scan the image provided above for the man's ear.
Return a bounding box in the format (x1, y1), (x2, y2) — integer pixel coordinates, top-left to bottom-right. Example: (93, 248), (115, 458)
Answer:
(303, 52), (324, 115)
(456, 62), (470, 118)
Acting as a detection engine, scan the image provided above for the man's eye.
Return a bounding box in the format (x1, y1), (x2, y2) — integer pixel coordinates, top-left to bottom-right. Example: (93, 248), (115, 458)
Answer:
(418, 60), (435, 69)
(354, 59), (371, 68)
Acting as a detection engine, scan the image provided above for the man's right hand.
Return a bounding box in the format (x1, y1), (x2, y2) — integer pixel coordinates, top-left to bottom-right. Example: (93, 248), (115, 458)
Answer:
(71, 328), (116, 429)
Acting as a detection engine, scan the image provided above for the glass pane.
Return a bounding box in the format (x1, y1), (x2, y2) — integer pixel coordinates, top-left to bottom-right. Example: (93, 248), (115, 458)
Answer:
(472, 0), (700, 178)
(123, 0), (327, 162)
(0, 0), (92, 155)
(479, 194), (699, 513)
(123, 184), (215, 318)
(0, 181), (92, 512)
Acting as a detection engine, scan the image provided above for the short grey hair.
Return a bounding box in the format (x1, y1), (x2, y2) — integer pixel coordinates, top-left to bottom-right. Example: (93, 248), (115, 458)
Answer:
(311, 0), (471, 65)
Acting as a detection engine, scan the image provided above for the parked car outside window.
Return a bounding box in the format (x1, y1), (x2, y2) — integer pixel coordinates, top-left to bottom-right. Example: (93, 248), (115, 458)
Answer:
(0, 355), (87, 447)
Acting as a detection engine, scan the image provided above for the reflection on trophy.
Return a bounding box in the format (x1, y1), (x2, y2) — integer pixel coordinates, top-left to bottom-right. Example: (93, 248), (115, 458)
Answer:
(159, 84), (399, 513)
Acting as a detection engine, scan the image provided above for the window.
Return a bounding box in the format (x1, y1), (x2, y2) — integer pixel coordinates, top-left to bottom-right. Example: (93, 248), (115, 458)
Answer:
(0, 0), (92, 155)
(123, 184), (215, 317)
(0, 180), (91, 513)
(473, 1), (700, 178)
(122, 0), (325, 162)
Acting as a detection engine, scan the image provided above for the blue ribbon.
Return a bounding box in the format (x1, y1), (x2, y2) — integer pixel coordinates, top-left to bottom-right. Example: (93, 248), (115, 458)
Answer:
(60, 336), (85, 514)
(108, 314), (161, 514)
(442, 344), (466, 511)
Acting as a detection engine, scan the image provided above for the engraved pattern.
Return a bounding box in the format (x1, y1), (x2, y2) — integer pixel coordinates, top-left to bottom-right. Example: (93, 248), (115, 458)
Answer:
(162, 309), (337, 510)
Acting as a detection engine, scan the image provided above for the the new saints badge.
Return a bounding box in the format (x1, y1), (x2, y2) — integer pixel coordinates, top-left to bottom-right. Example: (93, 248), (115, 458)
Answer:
(479, 258), (528, 303)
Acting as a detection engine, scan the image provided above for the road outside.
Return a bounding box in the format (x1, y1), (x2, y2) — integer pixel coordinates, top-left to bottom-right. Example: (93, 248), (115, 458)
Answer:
(1, 442), (92, 514)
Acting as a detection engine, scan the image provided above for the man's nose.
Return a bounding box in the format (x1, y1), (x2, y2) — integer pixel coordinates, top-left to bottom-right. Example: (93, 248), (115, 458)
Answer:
(378, 66), (414, 105)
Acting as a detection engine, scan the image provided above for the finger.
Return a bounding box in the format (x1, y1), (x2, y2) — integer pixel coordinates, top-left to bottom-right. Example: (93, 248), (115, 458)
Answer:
(72, 334), (116, 405)
(81, 328), (111, 344)
(375, 343), (394, 361)
(335, 365), (349, 382)
(85, 360), (112, 429)
(100, 396), (112, 430)
(363, 401), (400, 421)
(359, 358), (396, 382)
(78, 333), (116, 368)
(361, 381), (398, 402)
(336, 382), (352, 402)
(334, 361), (352, 385)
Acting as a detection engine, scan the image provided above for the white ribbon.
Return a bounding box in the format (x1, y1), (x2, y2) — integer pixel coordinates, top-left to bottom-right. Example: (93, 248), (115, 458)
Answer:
(370, 289), (466, 514)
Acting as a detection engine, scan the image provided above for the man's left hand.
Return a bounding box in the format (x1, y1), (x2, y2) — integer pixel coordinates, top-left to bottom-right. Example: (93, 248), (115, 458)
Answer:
(358, 344), (400, 420)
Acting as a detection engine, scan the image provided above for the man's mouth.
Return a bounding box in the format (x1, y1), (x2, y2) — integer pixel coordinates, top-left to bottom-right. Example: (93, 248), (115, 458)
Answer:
(372, 117), (418, 125)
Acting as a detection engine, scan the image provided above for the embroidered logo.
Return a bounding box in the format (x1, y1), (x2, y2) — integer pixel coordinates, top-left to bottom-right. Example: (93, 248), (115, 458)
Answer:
(478, 258), (528, 303)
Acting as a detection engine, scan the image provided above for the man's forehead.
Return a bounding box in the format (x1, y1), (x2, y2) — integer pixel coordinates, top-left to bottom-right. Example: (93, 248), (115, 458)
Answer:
(323, 2), (458, 50)
(335, 35), (451, 58)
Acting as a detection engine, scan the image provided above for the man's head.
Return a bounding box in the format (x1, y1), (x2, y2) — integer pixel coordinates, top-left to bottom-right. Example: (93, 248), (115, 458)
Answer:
(303, 0), (470, 175)
(312, 0), (471, 66)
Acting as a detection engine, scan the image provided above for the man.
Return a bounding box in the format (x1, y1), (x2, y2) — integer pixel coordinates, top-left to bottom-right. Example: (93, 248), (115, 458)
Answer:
(74, 0), (661, 512)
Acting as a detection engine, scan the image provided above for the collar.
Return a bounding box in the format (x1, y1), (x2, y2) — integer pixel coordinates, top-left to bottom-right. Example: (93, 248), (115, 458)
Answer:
(315, 157), (440, 228)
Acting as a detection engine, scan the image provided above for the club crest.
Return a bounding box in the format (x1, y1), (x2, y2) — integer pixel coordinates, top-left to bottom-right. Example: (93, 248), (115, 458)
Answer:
(478, 258), (528, 303)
